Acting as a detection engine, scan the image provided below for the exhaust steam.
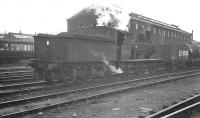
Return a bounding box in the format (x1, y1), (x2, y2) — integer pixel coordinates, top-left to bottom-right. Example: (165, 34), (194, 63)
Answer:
(90, 50), (123, 74)
(88, 4), (130, 31)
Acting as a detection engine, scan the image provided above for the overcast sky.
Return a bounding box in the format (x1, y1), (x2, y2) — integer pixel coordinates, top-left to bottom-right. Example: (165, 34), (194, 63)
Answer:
(0, 0), (199, 41)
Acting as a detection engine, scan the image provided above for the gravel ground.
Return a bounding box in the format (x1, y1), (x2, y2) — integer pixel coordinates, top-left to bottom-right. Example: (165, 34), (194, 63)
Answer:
(23, 75), (200, 118)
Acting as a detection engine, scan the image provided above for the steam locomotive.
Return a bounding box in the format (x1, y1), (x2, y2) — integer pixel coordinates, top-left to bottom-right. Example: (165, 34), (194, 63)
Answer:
(32, 13), (200, 84)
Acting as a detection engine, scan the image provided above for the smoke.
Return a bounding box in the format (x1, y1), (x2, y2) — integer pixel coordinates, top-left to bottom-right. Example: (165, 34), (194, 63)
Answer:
(101, 53), (123, 74)
(90, 50), (123, 74)
(88, 4), (130, 31)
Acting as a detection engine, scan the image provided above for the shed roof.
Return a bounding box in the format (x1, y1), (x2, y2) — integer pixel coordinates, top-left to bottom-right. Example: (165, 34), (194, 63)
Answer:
(14, 34), (33, 39)
(129, 13), (192, 35)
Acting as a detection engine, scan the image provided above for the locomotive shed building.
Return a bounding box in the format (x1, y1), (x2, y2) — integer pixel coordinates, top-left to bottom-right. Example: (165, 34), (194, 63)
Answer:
(128, 13), (193, 45)
(67, 8), (193, 44)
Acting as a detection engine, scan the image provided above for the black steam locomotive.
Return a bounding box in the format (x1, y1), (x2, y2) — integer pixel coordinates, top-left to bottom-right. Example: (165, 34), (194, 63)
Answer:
(32, 13), (200, 84)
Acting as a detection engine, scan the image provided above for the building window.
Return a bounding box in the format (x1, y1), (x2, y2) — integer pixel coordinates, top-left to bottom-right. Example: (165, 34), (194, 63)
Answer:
(171, 32), (173, 37)
(154, 28), (156, 34)
(135, 23), (138, 30)
(163, 30), (165, 36)
(168, 31), (170, 37)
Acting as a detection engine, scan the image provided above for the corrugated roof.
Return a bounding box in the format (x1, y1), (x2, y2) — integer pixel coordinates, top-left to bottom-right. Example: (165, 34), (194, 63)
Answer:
(1, 33), (34, 43)
(14, 34), (33, 39)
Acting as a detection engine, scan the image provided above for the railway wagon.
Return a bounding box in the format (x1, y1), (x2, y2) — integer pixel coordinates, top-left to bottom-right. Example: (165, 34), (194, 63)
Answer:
(34, 32), (163, 83)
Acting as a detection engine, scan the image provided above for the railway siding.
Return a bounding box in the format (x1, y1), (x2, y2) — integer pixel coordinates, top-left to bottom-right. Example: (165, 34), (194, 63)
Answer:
(1, 70), (200, 118)
(23, 72), (200, 118)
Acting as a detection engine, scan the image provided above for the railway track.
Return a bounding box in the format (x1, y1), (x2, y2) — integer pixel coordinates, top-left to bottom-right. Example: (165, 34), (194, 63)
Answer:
(0, 76), (37, 83)
(0, 69), (33, 74)
(0, 67), (188, 93)
(0, 76), (38, 84)
(147, 92), (200, 118)
(0, 69), (39, 88)
(0, 66), (33, 72)
(0, 69), (198, 99)
(0, 71), (35, 78)
(0, 70), (36, 83)
(0, 80), (46, 90)
(0, 69), (165, 97)
(0, 70), (200, 118)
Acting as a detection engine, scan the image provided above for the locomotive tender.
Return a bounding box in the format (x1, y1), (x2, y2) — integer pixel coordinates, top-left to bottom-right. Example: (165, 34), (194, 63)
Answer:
(33, 12), (200, 84)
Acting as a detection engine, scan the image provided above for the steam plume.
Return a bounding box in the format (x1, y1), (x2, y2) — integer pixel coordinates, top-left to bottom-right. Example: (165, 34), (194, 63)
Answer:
(88, 4), (130, 31)
(90, 50), (123, 74)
